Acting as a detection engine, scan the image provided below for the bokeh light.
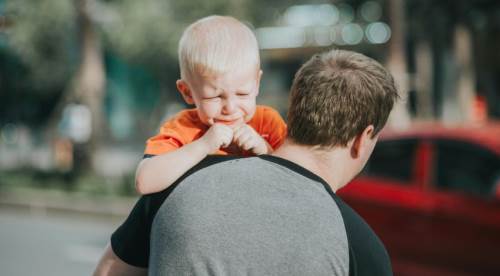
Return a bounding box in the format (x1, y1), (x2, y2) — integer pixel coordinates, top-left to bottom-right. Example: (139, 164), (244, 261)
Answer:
(360, 1), (383, 22)
(313, 26), (334, 46)
(338, 3), (355, 23)
(365, 22), (391, 44)
(256, 26), (306, 49)
(342, 23), (364, 45)
(284, 4), (340, 27)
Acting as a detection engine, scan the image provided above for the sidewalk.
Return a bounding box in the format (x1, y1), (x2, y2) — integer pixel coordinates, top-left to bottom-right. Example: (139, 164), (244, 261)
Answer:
(0, 188), (137, 219)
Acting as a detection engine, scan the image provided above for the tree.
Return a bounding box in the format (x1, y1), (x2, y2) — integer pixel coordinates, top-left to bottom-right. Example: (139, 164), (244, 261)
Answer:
(4, 0), (292, 173)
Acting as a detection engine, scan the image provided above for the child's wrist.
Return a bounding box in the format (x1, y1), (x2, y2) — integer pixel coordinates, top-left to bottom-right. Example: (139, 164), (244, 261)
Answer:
(196, 137), (214, 155)
(258, 143), (269, 155)
(262, 139), (273, 154)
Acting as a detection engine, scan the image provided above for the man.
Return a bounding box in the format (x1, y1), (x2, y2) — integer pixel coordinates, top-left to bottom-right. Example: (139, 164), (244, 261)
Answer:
(94, 49), (399, 276)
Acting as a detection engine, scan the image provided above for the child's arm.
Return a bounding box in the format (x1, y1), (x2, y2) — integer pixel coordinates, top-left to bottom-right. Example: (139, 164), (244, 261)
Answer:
(135, 124), (233, 194)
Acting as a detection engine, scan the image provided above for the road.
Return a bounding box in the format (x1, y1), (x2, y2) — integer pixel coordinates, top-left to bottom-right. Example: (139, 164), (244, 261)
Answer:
(0, 207), (125, 276)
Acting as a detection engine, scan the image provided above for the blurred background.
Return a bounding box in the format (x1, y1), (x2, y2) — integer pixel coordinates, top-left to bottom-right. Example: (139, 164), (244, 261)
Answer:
(0, 0), (499, 275)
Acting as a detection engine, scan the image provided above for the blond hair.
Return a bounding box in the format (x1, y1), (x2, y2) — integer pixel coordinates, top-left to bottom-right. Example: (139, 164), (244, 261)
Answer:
(287, 50), (399, 147)
(178, 15), (260, 82)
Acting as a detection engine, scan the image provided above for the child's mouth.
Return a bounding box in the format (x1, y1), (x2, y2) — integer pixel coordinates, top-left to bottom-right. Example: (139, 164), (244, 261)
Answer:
(214, 118), (241, 126)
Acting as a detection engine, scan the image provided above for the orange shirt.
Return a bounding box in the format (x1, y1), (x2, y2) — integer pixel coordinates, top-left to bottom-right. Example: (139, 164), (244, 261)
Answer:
(144, 105), (287, 156)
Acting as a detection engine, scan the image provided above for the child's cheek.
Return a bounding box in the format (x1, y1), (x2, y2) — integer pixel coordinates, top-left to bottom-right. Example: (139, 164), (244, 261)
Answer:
(202, 103), (220, 117)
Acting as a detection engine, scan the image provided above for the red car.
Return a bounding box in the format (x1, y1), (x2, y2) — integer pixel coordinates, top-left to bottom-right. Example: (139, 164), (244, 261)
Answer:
(338, 122), (500, 276)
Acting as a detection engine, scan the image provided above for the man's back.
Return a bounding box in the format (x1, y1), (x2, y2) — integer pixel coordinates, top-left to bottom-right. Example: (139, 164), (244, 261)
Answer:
(147, 156), (388, 275)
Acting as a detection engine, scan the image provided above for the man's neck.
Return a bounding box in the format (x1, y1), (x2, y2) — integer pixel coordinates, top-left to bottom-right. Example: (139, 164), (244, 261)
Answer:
(272, 140), (353, 192)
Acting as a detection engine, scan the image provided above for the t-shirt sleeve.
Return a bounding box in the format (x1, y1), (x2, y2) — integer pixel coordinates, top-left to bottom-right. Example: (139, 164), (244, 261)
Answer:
(144, 126), (184, 156)
(143, 111), (194, 156)
(144, 110), (204, 156)
(110, 155), (238, 267)
(111, 195), (156, 267)
(257, 106), (287, 150)
(111, 190), (173, 268)
(330, 194), (393, 276)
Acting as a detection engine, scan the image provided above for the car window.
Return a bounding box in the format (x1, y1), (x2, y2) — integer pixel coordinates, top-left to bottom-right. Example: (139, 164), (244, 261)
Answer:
(433, 139), (500, 198)
(362, 138), (418, 183)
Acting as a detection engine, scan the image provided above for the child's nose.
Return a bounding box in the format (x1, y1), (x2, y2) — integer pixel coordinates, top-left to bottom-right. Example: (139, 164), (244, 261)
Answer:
(222, 98), (236, 114)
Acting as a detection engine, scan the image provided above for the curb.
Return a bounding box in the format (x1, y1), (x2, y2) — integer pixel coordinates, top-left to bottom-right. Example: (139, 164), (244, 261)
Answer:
(0, 190), (137, 218)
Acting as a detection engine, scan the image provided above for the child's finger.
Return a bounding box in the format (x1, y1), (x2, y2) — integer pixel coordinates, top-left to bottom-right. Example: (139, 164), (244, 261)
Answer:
(221, 132), (233, 148)
(241, 139), (255, 151)
(238, 134), (254, 149)
(233, 127), (248, 143)
(221, 139), (231, 148)
(232, 125), (247, 142)
(236, 124), (256, 137)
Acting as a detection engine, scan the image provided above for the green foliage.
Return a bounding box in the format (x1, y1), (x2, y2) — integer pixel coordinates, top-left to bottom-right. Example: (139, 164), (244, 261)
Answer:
(0, 168), (137, 197)
(99, 0), (278, 70)
(169, 0), (243, 22)
(1, 0), (299, 127)
(100, 0), (178, 68)
(4, 0), (298, 90)
(5, 0), (77, 91)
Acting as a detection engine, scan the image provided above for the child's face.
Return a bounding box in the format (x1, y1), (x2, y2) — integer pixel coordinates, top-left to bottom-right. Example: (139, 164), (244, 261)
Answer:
(178, 67), (261, 128)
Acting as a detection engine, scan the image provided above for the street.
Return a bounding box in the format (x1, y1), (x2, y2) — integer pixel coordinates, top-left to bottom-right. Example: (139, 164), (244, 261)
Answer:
(0, 207), (124, 276)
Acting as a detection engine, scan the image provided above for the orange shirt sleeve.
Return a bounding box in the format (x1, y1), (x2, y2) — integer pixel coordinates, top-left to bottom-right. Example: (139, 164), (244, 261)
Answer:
(144, 109), (206, 156)
(248, 105), (287, 150)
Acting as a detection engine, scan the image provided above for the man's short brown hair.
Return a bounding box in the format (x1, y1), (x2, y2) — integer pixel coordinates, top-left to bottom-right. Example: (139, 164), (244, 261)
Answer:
(287, 49), (399, 147)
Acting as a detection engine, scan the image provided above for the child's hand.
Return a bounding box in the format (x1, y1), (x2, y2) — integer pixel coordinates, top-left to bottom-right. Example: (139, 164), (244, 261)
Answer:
(233, 124), (269, 155)
(200, 123), (234, 154)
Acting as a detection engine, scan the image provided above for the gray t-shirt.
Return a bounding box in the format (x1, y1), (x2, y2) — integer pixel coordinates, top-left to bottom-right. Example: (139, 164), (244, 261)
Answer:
(149, 157), (349, 276)
(110, 155), (392, 276)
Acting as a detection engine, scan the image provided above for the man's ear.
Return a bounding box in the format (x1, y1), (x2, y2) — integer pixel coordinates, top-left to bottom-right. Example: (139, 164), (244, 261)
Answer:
(176, 79), (195, 105)
(350, 125), (375, 158)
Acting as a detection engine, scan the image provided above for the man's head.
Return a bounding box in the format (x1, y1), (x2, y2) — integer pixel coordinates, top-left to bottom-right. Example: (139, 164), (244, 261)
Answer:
(287, 49), (398, 171)
(176, 15), (262, 128)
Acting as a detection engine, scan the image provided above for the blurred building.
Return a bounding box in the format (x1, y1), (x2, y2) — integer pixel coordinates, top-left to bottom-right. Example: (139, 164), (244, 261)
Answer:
(255, 0), (500, 125)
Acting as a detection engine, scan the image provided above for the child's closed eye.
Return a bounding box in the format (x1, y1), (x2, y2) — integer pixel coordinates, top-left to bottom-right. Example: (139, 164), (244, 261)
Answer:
(236, 91), (250, 97)
(204, 96), (221, 100)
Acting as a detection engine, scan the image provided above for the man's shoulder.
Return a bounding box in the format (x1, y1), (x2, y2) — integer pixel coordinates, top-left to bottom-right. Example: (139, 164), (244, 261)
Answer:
(192, 155), (245, 171)
(135, 156), (245, 222)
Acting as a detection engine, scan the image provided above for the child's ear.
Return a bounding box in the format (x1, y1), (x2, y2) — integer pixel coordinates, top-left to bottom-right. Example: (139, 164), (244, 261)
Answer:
(176, 79), (195, 105)
(255, 70), (263, 96)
